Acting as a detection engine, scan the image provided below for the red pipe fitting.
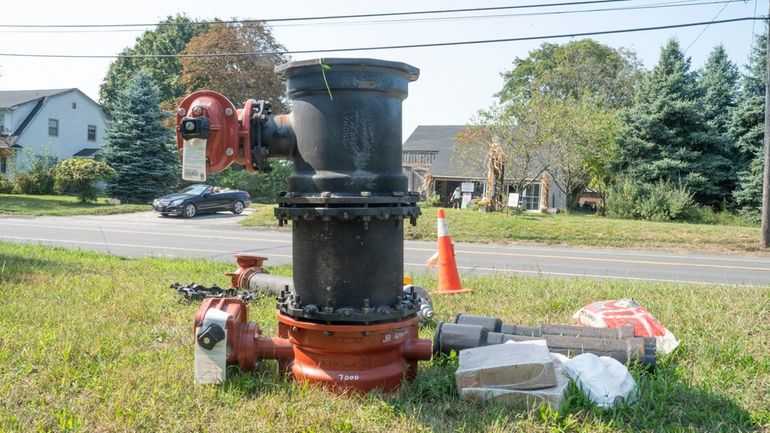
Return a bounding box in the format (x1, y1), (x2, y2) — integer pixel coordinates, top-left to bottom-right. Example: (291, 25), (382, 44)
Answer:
(225, 254), (267, 290)
(194, 298), (432, 392)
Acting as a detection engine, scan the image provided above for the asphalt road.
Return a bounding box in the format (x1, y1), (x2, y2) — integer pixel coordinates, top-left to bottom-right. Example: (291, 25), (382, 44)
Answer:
(1, 211), (769, 287)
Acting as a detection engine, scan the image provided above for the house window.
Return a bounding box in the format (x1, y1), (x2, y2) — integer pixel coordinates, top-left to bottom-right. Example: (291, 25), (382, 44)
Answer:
(522, 183), (541, 211)
(0, 156), (6, 174)
(48, 118), (59, 137)
(87, 125), (97, 141)
(0, 113), (5, 133)
(72, 102), (77, 109)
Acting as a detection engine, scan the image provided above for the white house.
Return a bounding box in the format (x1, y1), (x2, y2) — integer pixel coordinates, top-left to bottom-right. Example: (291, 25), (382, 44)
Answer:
(0, 88), (108, 179)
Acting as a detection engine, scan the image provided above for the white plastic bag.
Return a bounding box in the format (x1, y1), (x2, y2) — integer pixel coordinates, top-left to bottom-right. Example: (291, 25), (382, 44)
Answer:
(562, 353), (638, 408)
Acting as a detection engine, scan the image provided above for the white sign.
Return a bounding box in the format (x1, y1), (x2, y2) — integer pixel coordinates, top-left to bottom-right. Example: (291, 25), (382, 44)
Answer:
(507, 193), (520, 208)
(461, 192), (472, 209)
(182, 138), (207, 182)
(461, 182), (475, 193)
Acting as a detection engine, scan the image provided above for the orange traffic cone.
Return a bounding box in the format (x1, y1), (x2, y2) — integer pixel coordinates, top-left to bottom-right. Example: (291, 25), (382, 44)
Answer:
(433, 208), (471, 295)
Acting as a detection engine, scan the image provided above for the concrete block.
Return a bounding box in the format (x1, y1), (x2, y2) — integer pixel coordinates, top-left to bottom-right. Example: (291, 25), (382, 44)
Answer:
(460, 370), (568, 410)
(455, 340), (557, 391)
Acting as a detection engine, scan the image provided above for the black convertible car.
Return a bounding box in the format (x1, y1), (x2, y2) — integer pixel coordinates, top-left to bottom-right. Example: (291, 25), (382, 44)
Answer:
(152, 184), (251, 218)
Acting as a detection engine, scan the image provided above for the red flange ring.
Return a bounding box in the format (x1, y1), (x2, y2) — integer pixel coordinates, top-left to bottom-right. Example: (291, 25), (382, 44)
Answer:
(275, 314), (432, 392)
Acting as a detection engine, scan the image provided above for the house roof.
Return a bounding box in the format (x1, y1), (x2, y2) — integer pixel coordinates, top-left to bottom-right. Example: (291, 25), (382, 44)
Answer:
(403, 125), (486, 179)
(0, 89), (73, 109)
(73, 148), (103, 157)
(0, 88), (105, 145)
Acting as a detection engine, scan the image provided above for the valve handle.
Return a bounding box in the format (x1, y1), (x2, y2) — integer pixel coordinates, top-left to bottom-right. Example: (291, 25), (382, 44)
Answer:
(197, 323), (226, 350)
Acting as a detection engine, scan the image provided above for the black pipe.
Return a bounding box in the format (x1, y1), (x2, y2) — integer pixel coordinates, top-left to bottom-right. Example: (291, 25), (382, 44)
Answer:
(435, 322), (656, 367)
(260, 58), (422, 324)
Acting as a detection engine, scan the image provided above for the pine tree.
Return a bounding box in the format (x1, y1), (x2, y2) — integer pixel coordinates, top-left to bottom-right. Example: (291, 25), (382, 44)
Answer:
(730, 31), (767, 218)
(698, 45), (740, 205)
(105, 71), (178, 203)
(614, 39), (731, 206)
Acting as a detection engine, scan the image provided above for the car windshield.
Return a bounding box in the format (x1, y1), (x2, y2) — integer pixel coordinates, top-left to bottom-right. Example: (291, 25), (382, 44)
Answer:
(182, 185), (210, 195)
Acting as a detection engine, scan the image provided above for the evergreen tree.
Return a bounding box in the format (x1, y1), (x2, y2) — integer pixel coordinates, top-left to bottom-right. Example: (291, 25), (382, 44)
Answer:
(614, 39), (731, 206)
(698, 45), (740, 205)
(730, 31), (767, 218)
(105, 71), (178, 203)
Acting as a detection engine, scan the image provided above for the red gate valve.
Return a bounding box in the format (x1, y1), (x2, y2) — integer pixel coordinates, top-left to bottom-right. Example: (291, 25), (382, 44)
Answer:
(176, 91), (253, 174)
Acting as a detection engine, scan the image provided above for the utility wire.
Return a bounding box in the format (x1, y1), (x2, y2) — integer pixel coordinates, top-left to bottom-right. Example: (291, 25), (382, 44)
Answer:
(0, 0), (743, 33)
(270, 0), (743, 27)
(684, 0), (732, 52)
(0, 0), (672, 28)
(0, 16), (763, 59)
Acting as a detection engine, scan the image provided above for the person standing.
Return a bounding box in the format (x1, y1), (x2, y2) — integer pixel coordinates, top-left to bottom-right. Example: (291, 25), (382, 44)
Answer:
(451, 187), (461, 209)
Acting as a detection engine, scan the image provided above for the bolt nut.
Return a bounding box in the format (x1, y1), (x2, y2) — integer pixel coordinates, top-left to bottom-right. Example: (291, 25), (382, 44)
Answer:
(177, 107), (186, 116)
(192, 106), (203, 116)
(224, 107), (234, 116)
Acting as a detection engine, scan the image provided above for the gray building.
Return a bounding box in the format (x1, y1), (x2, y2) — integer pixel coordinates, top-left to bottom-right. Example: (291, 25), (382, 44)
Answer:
(402, 125), (566, 211)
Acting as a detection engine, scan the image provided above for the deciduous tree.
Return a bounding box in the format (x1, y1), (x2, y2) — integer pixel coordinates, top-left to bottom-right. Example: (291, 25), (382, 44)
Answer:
(180, 21), (288, 110)
(458, 102), (554, 211)
(498, 39), (640, 108)
(466, 39), (633, 211)
(99, 15), (206, 116)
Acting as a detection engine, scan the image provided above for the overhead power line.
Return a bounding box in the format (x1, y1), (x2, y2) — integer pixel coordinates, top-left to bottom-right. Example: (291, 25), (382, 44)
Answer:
(270, 0), (743, 27)
(0, 16), (763, 59)
(684, 0), (732, 52)
(0, 0), (677, 28)
(0, 0), (743, 33)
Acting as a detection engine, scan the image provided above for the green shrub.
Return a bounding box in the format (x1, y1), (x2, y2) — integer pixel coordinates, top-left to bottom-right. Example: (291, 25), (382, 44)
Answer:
(52, 158), (116, 203)
(30, 171), (54, 195)
(13, 172), (35, 194)
(607, 179), (697, 222)
(430, 194), (441, 207)
(605, 178), (645, 219)
(695, 207), (758, 226)
(638, 181), (697, 222)
(212, 161), (292, 203)
(0, 175), (13, 193)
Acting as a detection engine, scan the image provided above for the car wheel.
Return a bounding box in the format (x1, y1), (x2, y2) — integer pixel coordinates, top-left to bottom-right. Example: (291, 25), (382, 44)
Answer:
(160, 213), (169, 217)
(183, 204), (197, 218)
(232, 201), (244, 215)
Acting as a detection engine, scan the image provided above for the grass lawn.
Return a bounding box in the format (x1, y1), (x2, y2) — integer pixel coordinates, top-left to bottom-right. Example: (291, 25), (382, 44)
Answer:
(0, 194), (149, 216)
(0, 242), (768, 432)
(241, 205), (765, 253)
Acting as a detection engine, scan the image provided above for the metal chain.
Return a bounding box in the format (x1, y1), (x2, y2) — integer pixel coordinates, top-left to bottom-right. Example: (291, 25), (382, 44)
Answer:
(170, 282), (264, 303)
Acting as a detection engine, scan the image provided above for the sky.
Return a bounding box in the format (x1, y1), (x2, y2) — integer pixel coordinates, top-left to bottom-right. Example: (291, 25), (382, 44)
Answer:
(0, 0), (766, 138)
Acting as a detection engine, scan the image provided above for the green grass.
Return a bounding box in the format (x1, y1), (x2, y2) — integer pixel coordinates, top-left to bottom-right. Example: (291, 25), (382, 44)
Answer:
(241, 205), (765, 253)
(0, 242), (768, 432)
(0, 194), (149, 216)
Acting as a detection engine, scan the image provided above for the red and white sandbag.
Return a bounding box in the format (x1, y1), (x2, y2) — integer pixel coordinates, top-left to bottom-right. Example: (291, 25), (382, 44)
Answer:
(572, 299), (679, 355)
